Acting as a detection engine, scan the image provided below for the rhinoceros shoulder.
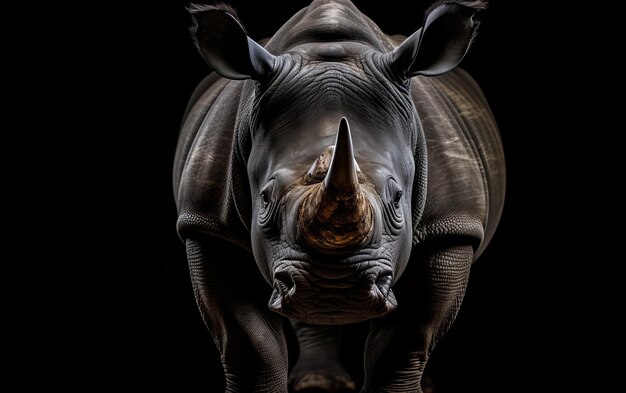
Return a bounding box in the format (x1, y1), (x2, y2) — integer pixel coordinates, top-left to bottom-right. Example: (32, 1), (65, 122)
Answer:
(411, 69), (505, 257)
(174, 75), (252, 252)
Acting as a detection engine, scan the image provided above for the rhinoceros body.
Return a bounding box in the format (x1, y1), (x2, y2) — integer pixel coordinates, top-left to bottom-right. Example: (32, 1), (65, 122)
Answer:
(173, 0), (504, 391)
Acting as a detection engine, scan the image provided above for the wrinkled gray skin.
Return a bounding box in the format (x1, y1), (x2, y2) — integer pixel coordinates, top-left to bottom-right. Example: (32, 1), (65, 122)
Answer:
(173, 0), (505, 392)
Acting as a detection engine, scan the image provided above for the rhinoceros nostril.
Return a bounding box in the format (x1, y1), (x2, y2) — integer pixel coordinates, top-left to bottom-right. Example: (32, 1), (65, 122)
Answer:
(274, 271), (295, 295)
(375, 273), (392, 297)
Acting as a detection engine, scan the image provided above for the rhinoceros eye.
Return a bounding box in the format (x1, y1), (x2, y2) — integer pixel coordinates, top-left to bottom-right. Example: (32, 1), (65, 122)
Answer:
(387, 178), (403, 210)
(259, 179), (276, 209)
(259, 180), (278, 231)
(385, 178), (404, 235)
(261, 190), (270, 207)
(393, 190), (403, 208)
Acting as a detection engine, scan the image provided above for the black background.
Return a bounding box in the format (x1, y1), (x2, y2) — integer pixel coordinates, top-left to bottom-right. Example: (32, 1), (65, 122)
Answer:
(103, 0), (568, 392)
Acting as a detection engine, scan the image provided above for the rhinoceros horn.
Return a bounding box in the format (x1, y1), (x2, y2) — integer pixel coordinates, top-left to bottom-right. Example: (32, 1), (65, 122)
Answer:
(299, 118), (373, 253)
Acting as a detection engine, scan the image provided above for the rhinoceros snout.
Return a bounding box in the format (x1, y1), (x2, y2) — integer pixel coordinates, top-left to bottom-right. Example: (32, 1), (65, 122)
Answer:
(268, 261), (397, 325)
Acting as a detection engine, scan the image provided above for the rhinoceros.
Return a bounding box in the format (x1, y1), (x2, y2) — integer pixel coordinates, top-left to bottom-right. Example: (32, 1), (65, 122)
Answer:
(173, 0), (505, 391)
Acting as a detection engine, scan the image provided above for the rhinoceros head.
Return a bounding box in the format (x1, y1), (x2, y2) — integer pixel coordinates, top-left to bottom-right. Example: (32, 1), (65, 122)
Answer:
(190, 0), (481, 324)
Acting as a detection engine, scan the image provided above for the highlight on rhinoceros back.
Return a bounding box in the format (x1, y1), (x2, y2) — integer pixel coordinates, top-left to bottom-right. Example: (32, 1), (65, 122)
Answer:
(172, 1), (504, 391)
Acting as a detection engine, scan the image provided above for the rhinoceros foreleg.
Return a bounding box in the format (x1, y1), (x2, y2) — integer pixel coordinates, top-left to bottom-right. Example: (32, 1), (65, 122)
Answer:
(361, 245), (474, 393)
(186, 238), (288, 393)
(289, 321), (356, 392)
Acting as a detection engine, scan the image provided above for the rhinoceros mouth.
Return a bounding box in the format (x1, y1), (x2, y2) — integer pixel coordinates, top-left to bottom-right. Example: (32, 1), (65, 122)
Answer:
(268, 260), (397, 325)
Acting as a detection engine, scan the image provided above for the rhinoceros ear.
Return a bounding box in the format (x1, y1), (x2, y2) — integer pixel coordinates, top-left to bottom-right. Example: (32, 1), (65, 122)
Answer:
(386, 1), (486, 77)
(189, 5), (275, 80)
